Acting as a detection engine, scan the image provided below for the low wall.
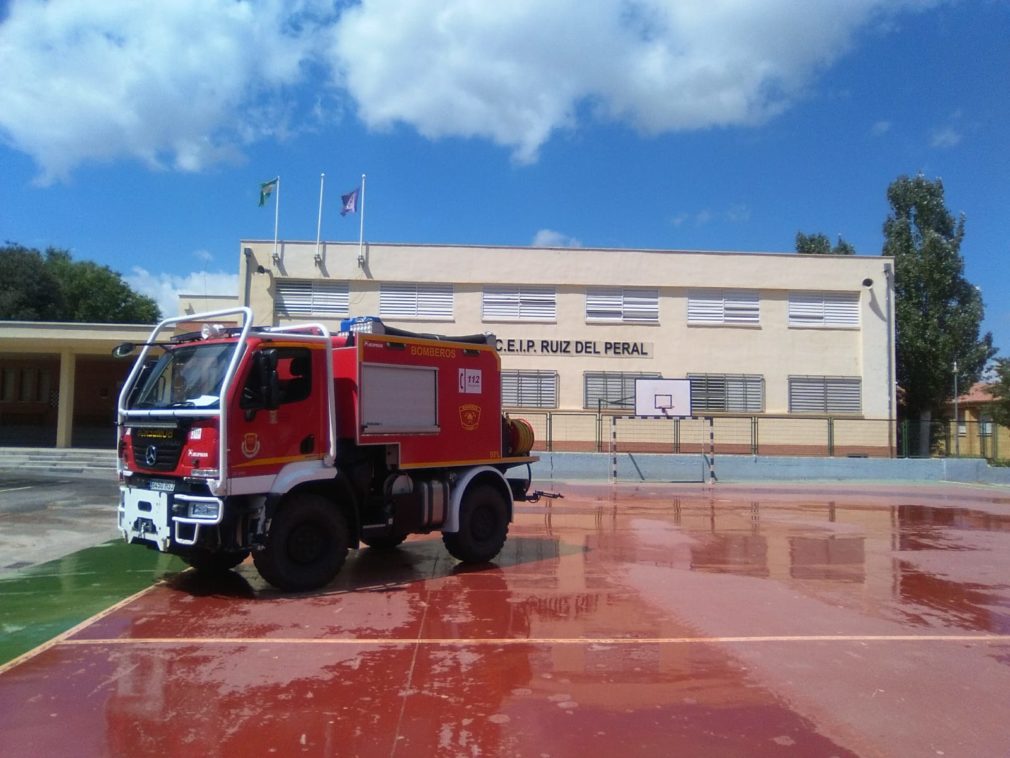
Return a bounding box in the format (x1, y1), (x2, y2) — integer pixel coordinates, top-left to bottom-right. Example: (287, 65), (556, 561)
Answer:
(529, 452), (1010, 486)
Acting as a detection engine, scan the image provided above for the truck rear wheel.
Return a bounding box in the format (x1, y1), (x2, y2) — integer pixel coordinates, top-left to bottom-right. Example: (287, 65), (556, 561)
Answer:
(442, 484), (509, 563)
(253, 493), (349, 591)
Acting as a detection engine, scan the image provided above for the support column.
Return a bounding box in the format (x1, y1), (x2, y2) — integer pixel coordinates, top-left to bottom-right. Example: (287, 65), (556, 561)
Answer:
(55, 349), (76, 448)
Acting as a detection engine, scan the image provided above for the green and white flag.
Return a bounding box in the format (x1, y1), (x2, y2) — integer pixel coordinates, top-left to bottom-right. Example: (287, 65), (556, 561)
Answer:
(259, 177), (279, 207)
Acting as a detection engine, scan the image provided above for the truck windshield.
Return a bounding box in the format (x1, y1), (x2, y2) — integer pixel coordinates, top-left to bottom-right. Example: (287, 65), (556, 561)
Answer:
(129, 342), (236, 410)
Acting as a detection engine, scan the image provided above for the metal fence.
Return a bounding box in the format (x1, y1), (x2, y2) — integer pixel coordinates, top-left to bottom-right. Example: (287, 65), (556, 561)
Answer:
(897, 419), (1005, 460)
(508, 411), (1009, 461)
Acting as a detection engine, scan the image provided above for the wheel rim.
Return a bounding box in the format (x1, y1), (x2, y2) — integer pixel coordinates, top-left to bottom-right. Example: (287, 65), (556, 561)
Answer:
(287, 522), (325, 565)
(470, 504), (497, 542)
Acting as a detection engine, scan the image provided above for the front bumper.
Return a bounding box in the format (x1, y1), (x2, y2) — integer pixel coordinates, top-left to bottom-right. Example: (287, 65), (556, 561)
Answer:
(118, 485), (224, 552)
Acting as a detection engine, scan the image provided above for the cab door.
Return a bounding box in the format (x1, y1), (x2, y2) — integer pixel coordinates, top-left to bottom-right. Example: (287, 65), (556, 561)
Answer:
(228, 345), (326, 484)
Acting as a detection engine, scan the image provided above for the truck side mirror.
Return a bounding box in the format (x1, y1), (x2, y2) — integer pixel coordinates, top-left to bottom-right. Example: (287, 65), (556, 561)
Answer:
(112, 342), (136, 358)
(258, 348), (280, 411)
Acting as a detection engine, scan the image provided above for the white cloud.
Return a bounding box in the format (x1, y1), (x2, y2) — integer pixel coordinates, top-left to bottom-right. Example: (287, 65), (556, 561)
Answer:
(331, 0), (927, 162)
(871, 120), (892, 136)
(532, 229), (582, 248)
(193, 249), (214, 264)
(671, 204), (750, 227)
(0, 0), (937, 178)
(930, 126), (962, 149)
(125, 267), (238, 320)
(0, 0), (330, 182)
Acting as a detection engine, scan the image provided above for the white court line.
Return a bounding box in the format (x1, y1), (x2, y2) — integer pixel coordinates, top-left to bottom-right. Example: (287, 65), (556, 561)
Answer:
(0, 486), (33, 494)
(57, 633), (1010, 647)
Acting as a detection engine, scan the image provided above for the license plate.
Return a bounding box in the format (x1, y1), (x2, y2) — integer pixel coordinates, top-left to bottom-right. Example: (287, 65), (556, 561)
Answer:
(150, 480), (175, 492)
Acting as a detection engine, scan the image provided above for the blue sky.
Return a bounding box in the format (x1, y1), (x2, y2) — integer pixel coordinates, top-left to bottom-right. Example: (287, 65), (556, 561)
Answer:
(1, 0), (1008, 352)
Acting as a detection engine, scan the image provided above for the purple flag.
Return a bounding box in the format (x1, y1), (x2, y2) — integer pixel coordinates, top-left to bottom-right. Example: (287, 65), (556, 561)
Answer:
(341, 188), (359, 216)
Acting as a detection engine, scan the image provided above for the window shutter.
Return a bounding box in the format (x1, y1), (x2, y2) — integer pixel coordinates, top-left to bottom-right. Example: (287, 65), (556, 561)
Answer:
(587, 288), (658, 322)
(790, 292), (859, 326)
(276, 280), (349, 317)
(380, 283), (453, 319)
(789, 376), (861, 414)
(688, 290), (758, 324)
(823, 293), (859, 326)
(501, 370), (558, 408)
(723, 292), (759, 323)
(586, 289), (622, 321)
(688, 291), (724, 323)
(689, 374), (764, 412)
(483, 286), (556, 321)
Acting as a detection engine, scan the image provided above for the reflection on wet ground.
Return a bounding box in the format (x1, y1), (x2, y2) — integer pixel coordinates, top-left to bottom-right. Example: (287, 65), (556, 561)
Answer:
(3, 481), (1010, 756)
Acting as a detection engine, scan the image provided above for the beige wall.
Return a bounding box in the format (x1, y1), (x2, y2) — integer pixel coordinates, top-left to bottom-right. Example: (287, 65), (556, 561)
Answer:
(239, 240), (895, 421)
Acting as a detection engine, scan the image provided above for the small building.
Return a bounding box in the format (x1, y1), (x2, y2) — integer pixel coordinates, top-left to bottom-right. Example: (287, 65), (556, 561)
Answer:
(947, 382), (1007, 459)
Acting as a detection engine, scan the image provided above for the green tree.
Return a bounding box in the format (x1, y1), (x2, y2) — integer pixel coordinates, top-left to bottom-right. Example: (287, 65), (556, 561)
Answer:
(0, 243), (160, 324)
(0, 244), (67, 319)
(795, 231), (856, 255)
(43, 248), (160, 323)
(884, 174), (995, 429)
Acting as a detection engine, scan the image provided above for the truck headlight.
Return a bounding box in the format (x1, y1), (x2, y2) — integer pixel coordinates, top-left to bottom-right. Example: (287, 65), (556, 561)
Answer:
(189, 501), (220, 519)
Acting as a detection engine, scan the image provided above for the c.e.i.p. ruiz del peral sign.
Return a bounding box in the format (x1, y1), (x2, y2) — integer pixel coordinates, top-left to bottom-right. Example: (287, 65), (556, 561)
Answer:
(495, 338), (652, 358)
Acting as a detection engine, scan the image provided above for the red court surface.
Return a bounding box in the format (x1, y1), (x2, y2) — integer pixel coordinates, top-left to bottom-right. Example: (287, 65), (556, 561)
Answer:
(3, 481), (1010, 756)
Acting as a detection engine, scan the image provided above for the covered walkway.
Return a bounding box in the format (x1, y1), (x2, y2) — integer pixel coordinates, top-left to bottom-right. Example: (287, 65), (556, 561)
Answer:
(0, 321), (152, 448)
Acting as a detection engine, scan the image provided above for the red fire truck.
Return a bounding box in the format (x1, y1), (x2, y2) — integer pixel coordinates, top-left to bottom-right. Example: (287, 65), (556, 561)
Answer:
(115, 308), (537, 591)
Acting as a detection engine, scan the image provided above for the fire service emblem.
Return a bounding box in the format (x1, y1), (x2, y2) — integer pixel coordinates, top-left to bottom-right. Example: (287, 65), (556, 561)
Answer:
(241, 432), (261, 458)
(458, 404), (481, 431)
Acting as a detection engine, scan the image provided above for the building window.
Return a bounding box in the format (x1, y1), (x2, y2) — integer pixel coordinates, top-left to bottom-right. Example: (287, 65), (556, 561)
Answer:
(688, 374), (764, 413)
(501, 370), (558, 408)
(586, 288), (659, 323)
(788, 292), (859, 327)
(688, 290), (760, 325)
(584, 371), (661, 410)
(276, 280), (349, 318)
(789, 376), (862, 414)
(0, 366), (52, 404)
(482, 286), (556, 322)
(380, 283), (453, 319)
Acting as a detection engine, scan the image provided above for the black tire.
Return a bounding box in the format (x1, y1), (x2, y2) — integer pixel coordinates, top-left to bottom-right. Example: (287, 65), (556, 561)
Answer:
(253, 493), (349, 591)
(442, 483), (509, 563)
(360, 532), (409, 550)
(183, 549), (250, 573)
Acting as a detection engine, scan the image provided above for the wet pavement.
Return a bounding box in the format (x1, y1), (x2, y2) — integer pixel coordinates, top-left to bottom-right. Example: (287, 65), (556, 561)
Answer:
(3, 481), (1010, 756)
(0, 474), (121, 576)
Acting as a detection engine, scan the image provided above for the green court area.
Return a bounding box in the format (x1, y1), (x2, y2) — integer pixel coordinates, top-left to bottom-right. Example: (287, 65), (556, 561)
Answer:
(0, 542), (182, 665)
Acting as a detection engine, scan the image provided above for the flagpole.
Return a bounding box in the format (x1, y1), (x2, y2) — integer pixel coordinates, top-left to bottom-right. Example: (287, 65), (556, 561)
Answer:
(357, 173), (366, 265)
(315, 172), (325, 264)
(272, 175), (281, 264)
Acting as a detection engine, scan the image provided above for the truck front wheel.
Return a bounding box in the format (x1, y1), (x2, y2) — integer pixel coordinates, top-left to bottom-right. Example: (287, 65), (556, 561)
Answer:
(442, 484), (509, 563)
(253, 493), (349, 591)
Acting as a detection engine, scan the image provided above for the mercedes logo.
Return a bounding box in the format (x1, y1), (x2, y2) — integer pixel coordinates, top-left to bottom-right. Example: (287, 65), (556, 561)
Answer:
(144, 445), (158, 467)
